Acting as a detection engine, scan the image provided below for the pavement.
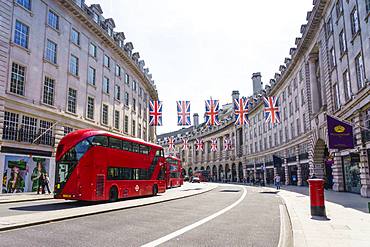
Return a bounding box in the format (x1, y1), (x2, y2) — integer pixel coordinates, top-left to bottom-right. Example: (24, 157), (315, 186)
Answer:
(0, 192), (53, 204)
(0, 182), (217, 232)
(263, 185), (370, 247)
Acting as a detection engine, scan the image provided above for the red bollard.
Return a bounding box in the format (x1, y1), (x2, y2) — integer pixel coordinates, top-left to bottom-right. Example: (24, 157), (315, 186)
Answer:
(308, 179), (326, 217)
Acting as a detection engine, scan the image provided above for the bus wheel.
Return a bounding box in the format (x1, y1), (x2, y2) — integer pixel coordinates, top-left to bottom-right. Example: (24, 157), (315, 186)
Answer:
(152, 185), (158, 196)
(170, 182), (173, 188)
(109, 186), (118, 202)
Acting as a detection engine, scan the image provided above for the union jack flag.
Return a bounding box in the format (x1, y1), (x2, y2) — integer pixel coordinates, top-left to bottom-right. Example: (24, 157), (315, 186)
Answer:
(149, 100), (163, 126)
(182, 138), (189, 150)
(211, 138), (218, 152)
(234, 98), (249, 126)
(223, 138), (232, 151)
(177, 101), (191, 126)
(167, 136), (175, 151)
(195, 138), (204, 151)
(205, 99), (220, 126)
(263, 96), (281, 124)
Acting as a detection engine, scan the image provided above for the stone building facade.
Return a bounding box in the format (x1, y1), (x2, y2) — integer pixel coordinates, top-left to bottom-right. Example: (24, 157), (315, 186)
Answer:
(158, 0), (370, 197)
(0, 0), (158, 193)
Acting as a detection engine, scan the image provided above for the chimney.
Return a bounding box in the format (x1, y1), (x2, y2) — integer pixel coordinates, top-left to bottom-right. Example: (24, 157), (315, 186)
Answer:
(232, 90), (239, 102)
(252, 72), (262, 95)
(193, 113), (199, 128)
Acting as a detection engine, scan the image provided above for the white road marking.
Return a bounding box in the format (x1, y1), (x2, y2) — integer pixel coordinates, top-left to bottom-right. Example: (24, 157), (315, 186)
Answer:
(141, 186), (247, 247)
(278, 204), (287, 247)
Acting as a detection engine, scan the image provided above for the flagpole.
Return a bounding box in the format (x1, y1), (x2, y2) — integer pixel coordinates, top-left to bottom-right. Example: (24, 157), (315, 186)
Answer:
(32, 121), (58, 144)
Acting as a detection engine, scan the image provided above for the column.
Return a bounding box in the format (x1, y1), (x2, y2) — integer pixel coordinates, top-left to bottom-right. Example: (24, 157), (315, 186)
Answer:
(354, 111), (370, 197)
(263, 162), (267, 185)
(308, 53), (320, 114)
(296, 146), (302, 186)
(284, 150), (290, 185)
(332, 151), (345, 191)
(243, 164), (247, 182)
(253, 163), (257, 181)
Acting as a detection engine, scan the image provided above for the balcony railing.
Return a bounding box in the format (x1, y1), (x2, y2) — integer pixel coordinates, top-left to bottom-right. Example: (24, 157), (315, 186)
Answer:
(3, 127), (55, 146)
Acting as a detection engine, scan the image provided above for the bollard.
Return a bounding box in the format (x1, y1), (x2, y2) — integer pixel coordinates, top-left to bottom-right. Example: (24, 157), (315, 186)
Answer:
(308, 179), (326, 217)
(368, 202), (370, 213)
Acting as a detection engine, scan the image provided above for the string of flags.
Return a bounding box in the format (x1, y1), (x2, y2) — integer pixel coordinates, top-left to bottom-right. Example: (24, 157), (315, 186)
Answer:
(149, 96), (281, 127)
(166, 136), (235, 152)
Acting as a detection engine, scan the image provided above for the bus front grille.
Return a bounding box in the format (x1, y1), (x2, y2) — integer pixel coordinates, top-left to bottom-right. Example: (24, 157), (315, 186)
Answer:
(96, 174), (104, 197)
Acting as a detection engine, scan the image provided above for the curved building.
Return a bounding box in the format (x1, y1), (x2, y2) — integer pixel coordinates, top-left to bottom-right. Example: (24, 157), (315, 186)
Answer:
(158, 0), (370, 197)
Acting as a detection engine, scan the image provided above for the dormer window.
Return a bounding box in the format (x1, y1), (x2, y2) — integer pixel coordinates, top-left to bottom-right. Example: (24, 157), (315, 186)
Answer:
(93, 12), (99, 23)
(118, 40), (124, 48)
(107, 27), (113, 37)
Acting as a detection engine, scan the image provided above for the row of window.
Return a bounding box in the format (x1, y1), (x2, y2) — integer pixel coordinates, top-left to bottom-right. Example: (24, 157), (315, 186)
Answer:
(9, 61), (147, 134)
(326, 1), (367, 111)
(107, 167), (150, 181)
(90, 136), (151, 155)
(13, 19), (148, 99)
(3, 111), (54, 145)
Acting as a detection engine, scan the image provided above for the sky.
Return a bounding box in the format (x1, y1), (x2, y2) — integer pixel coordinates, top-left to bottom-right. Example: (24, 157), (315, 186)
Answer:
(85, 0), (313, 134)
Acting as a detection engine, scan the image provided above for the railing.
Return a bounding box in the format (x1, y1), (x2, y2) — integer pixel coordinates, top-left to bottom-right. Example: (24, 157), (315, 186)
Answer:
(3, 127), (55, 146)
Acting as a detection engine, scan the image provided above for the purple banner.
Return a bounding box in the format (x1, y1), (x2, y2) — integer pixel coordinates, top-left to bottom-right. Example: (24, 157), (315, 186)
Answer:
(327, 115), (354, 149)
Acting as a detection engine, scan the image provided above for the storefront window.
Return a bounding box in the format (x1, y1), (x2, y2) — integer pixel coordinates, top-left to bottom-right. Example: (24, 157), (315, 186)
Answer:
(342, 154), (361, 194)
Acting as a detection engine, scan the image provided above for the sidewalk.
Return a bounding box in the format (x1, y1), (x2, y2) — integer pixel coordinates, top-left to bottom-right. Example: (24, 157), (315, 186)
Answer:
(0, 192), (53, 204)
(271, 185), (370, 247)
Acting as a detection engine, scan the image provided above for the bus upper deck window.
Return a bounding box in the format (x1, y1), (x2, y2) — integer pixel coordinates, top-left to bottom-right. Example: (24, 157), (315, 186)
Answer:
(75, 139), (92, 160)
(91, 135), (108, 147)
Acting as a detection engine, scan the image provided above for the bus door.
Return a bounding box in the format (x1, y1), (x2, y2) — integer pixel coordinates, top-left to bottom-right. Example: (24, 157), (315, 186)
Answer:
(157, 163), (166, 193)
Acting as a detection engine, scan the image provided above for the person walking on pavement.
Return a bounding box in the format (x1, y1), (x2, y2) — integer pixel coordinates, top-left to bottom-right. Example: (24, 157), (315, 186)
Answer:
(43, 173), (51, 194)
(274, 174), (281, 190)
(37, 173), (45, 194)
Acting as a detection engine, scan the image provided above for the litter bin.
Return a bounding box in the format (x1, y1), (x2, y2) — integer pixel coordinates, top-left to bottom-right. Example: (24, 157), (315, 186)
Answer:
(308, 179), (326, 217)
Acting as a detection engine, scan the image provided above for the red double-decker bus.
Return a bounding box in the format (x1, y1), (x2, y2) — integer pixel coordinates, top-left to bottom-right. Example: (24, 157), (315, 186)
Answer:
(54, 129), (166, 202)
(165, 156), (183, 188)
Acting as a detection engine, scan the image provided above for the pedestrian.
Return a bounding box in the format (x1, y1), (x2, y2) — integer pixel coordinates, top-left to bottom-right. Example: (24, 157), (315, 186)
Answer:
(274, 174), (281, 190)
(311, 173), (317, 179)
(43, 173), (51, 194)
(37, 173), (45, 194)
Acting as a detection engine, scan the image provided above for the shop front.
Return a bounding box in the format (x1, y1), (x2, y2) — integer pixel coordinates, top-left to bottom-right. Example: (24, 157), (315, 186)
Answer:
(342, 153), (361, 194)
(300, 163), (310, 186)
(266, 167), (274, 185)
(288, 164), (298, 185)
(0, 147), (55, 194)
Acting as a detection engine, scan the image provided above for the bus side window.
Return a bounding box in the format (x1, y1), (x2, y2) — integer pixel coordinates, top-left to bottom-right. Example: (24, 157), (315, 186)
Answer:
(91, 135), (108, 147)
(132, 143), (139, 153)
(122, 141), (132, 152)
(109, 137), (122, 149)
(139, 145), (150, 155)
(155, 149), (164, 157)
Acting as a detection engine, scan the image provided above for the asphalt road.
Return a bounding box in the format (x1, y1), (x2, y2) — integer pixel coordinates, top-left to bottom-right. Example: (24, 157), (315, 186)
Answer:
(0, 184), (283, 247)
